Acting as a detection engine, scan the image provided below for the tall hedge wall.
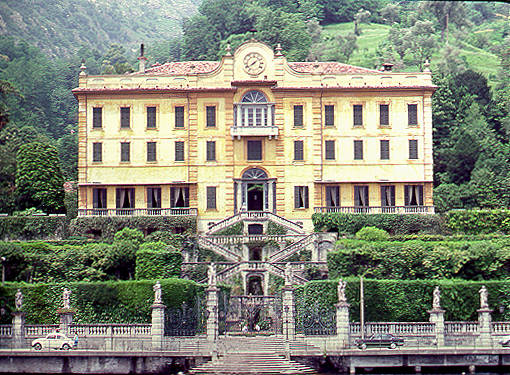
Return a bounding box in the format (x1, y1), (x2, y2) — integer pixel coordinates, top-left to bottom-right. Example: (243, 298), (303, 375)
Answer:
(312, 213), (445, 235)
(0, 216), (68, 240)
(135, 242), (182, 279)
(0, 278), (204, 324)
(69, 216), (197, 242)
(295, 279), (510, 322)
(445, 209), (510, 234)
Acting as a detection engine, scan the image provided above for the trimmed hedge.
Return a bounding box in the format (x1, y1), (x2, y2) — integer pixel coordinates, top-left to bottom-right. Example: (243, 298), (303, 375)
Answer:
(312, 213), (445, 235)
(328, 238), (510, 280)
(295, 279), (510, 322)
(136, 242), (182, 279)
(69, 216), (197, 242)
(0, 216), (68, 240)
(445, 209), (510, 234)
(0, 278), (204, 324)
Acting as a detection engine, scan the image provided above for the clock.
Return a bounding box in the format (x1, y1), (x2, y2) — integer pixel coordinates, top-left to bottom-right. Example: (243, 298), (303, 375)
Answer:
(243, 52), (265, 75)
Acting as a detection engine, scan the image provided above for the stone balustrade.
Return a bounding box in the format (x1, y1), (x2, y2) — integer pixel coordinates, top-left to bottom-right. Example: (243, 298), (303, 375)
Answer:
(0, 325), (12, 337)
(445, 321), (479, 334)
(349, 322), (435, 336)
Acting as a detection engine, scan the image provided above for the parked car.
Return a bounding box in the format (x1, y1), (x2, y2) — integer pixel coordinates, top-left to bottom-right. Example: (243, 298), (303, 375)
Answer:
(355, 333), (405, 350)
(500, 336), (510, 347)
(32, 332), (74, 350)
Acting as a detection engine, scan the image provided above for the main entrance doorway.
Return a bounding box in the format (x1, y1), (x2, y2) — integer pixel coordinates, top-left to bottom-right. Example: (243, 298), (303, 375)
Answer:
(247, 183), (264, 211)
(234, 168), (276, 213)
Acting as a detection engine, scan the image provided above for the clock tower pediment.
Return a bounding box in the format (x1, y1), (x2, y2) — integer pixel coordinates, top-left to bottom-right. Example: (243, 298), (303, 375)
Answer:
(233, 41), (278, 81)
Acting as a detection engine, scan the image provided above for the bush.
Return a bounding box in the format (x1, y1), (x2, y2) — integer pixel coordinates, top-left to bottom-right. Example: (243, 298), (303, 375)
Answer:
(145, 231), (184, 248)
(312, 213), (445, 235)
(136, 241), (182, 279)
(355, 226), (389, 241)
(114, 227), (144, 245)
(445, 209), (510, 234)
(0, 216), (68, 240)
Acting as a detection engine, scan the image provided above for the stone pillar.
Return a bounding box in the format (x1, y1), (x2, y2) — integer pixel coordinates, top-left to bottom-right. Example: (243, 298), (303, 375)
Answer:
(477, 308), (493, 347)
(11, 311), (25, 348)
(336, 302), (350, 349)
(282, 286), (295, 341)
(57, 308), (75, 336)
(428, 308), (445, 347)
(206, 286), (219, 342)
(151, 303), (166, 350)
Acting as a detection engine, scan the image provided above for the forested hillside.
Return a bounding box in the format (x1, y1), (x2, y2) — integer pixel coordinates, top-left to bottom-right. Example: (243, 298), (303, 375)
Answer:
(0, 0), (508, 216)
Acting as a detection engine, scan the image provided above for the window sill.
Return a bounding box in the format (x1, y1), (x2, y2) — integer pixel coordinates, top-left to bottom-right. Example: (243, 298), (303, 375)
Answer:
(379, 125), (391, 129)
(120, 161), (131, 164)
(206, 208), (218, 212)
(120, 127), (132, 131)
(146, 127), (158, 131)
(205, 126), (217, 129)
(408, 125), (419, 128)
(294, 207), (309, 211)
(146, 161), (158, 164)
(174, 127), (186, 130)
(205, 160), (217, 163)
(293, 125), (304, 129)
(92, 161), (103, 164)
(91, 128), (103, 131)
(293, 160), (305, 164)
(352, 125), (364, 129)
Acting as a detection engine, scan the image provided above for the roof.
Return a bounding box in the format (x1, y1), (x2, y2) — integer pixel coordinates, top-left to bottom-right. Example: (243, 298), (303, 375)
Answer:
(287, 62), (380, 74)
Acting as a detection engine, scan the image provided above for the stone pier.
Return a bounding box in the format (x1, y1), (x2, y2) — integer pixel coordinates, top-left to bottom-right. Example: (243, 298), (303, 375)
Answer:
(151, 303), (166, 350)
(428, 308), (445, 347)
(11, 311), (25, 349)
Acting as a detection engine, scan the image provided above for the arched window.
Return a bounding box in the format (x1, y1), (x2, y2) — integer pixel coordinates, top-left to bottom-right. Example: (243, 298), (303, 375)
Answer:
(234, 90), (274, 128)
(242, 90), (267, 103)
(242, 168), (268, 180)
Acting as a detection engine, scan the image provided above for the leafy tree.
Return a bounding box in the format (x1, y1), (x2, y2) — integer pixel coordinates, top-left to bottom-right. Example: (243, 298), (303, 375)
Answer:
(436, 45), (467, 76)
(308, 33), (357, 62)
(100, 44), (133, 74)
(15, 142), (65, 213)
(353, 8), (371, 36)
(380, 3), (400, 25)
(404, 20), (438, 71)
(182, 15), (221, 60)
(57, 132), (78, 180)
(422, 1), (469, 42)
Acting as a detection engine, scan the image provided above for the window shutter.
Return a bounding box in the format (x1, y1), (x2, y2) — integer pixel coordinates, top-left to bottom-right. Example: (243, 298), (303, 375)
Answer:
(120, 107), (130, 128)
(294, 141), (303, 161)
(294, 105), (303, 127)
(175, 141), (184, 161)
(363, 186), (369, 206)
(404, 186), (410, 206)
(93, 143), (102, 162)
(325, 140), (335, 160)
(353, 105), (363, 126)
(324, 105), (334, 126)
(115, 188), (121, 208)
(354, 140), (363, 160)
(184, 187), (189, 207)
(247, 140), (262, 160)
(147, 188), (153, 208)
(304, 186), (309, 208)
(170, 188), (175, 208)
(418, 185), (424, 206)
(147, 142), (156, 162)
(147, 107), (156, 128)
(93, 107), (102, 128)
(379, 104), (389, 126)
(408, 104), (418, 125)
(129, 189), (135, 208)
(93, 189), (99, 208)
(294, 186), (300, 208)
(175, 106), (184, 128)
(206, 106), (216, 127)
(380, 140), (389, 160)
(409, 140), (418, 159)
(207, 187), (216, 209)
(390, 186), (395, 205)
(206, 141), (216, 161)
(121, 143), (130, 162)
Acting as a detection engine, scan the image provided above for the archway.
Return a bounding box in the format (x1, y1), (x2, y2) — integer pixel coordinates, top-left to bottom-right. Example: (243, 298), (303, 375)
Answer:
(247, 275), (263, 295)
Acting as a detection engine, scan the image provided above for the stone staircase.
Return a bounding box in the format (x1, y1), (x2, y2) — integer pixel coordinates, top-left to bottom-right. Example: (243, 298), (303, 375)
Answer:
(196, 235), (241, 262)
(189, 336), (318, 374)
(206, 211), (305, 235)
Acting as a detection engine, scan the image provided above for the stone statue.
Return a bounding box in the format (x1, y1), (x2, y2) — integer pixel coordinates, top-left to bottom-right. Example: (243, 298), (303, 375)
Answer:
(284, 263), (293, 285)
(479, 285), (489, 309)
(153, 281), (162, 304)
(338, 279), (347, 303)
(208, 262), (217, 286)
(432, 286), (441, 309)
(15, 289), (23, 311)
(63, 288), (71, 309)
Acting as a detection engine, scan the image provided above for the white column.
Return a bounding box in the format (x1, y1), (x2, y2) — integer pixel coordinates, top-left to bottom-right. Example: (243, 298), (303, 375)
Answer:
(237, 105), (242, 127)
(268, 105), (273, 127)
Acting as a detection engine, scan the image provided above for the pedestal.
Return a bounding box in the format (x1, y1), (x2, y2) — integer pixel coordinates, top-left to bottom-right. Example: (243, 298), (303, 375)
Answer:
(428, 308), (445, 347)
(11, 311), (25, 348)
(206, 286), (219, 342)
(57, 308), (75, 335)
(477, 308), (493, 347)
(336, 302), (350, 349)
(282, 286), (295, 341)
(151, 303), (166, 350)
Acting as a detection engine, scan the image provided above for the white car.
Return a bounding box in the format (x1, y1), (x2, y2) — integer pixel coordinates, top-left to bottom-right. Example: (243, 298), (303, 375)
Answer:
(31, 332), (74, 350)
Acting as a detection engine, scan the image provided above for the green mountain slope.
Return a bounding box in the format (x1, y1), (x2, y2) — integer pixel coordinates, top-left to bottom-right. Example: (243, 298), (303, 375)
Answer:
(0, 0), (200, 57)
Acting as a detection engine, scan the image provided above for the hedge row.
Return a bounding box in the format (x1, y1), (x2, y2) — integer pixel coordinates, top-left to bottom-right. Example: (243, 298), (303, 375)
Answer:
(445, 209), (510, 234)
(295, 279), (510, 322)
(135, 242), (182, 279)
(328, 238), (510, 280)
(69, 215), (197, 242)
(0, 216), (68, 241)
(0, 278), (204, 324)
(312, 213), (445, 235)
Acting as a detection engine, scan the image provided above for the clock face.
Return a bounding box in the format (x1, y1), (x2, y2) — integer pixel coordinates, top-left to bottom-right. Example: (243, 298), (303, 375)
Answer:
(243, 52), (265, 75)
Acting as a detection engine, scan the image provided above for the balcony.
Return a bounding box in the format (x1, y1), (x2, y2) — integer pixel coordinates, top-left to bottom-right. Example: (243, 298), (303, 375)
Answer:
(231, 103), (278, 139)
(314, 206), (435, 214)
(78, 208), (198, 217)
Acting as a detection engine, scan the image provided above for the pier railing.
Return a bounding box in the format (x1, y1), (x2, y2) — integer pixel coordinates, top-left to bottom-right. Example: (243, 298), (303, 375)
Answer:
(445, 321), (479, 334)
(23, 324), (151, 338)
(350, 322), (435, 336)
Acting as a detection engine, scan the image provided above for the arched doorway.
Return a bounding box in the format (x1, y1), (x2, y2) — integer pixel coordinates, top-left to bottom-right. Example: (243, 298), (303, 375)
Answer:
(247, 274), (264, 295)
(234, 168), (276, 213)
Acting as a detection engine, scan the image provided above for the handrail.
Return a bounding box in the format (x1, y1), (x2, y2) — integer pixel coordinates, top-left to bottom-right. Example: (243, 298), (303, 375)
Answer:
(269, 233), (316, 263)
(197, 236), (240, 262)
(314, 206), (435, 214)
(78, 207), (198, 217)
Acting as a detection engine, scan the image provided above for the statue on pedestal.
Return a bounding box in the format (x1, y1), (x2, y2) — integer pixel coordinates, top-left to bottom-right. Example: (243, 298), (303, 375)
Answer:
(432, 286), (441, 309)
(338, 279), (347, 303)
(153, 281), (162, 304)
(479, 285), (489, 309)
(63, 288), (71, 309)
(15, 289), (23, 311)
(208, 262), (217, 286)
(285, 263), (293, 285)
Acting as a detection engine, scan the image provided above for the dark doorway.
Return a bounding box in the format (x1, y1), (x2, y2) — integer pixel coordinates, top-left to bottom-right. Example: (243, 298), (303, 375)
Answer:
(247, 275), (263, 295)
(247, 183), (264, 211)
(248, 224), (263, 234)
(249, 247), (262, 261)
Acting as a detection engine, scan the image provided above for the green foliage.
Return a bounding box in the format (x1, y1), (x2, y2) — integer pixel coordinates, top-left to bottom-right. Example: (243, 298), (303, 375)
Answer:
(266, 221), (288, 235)
(145, 231), (184, 249)
(445, 210), (510, 234)
(295, 279), (510, 322)
(328, 238), (510, 280)
(135, 241), (182, 279)
(312, 213), (445, 235)
(0, 278), (204, 324)
(0, 216), (67, 241)
(113, 227), (144, 245)
(355, 226), (389, 241)
(69, 215), (197, 242)
(213, 222), (243, 236)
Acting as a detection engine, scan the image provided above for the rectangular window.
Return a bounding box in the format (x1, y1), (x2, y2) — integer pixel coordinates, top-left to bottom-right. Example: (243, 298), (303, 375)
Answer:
(206, 141), (216, 161)
(325, 140), (335, 160)
(380, 185), (395, 207)
(294, 105), (303, 127)
(175, 106), (185, 128)
(207, 186), (217, 210)
(325, 186), (340, 207)
(294, 186), (309, 209)
(92, 142), (102, 162)
(247, 140), (262, 161)
(408, 104), (418, 126)
(404, 185), (424, 206)
(353, 105), (363, 126)
(93, 188), (107, 209)
(147, 142), (156, 162)
(120, 142), (130, 162)
(409, 139), (418, 159)
(147, 106), (157, 129)
(175, 141), (185, 161)
(294, 140), (304, 161)
(116, 188), (135, 212)
(147, 187), (162, 209)
(92, 107), (102, 128)
(354, 140), (363, 160)
(120, 107), (130, 128)
(380, 140), (390, 160)
(206, 106), (216, 127)
(170, 187), (189, 208)
(324, 105), (334, 126)
(379, 104), (389, 126)
(354, 185), (369, 207)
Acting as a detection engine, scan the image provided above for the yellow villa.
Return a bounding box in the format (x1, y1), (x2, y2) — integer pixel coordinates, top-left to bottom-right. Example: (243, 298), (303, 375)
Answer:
(73, 41), (435, 233)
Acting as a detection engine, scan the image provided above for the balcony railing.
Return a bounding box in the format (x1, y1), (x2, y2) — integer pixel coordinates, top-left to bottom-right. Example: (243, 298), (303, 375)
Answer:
(314, 206), (435, 214)
(78, 208), (198, 217)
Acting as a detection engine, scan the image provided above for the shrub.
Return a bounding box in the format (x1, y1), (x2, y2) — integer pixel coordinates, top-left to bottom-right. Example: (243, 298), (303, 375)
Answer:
(113, 227), (144, 245)
(135, 241), (182, 279)
(445, 209), (510, 234)
(0, 216), (68, 240)
(145, 231), (184, 249)
(355, 226), (389, 241)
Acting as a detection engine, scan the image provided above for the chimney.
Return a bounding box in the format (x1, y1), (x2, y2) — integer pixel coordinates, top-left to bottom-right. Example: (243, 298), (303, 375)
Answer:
(382, 62), (394, 72)
(138, 43), (148, 73)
